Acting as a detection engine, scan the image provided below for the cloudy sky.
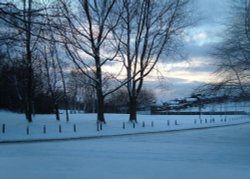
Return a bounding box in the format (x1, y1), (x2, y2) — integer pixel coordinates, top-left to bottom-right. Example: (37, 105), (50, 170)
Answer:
(146, 0), (230, 101)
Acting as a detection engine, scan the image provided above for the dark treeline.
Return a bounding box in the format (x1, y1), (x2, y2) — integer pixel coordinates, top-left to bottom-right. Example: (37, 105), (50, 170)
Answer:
(0, 51), (58, 114)
(0, 54), (156, 114)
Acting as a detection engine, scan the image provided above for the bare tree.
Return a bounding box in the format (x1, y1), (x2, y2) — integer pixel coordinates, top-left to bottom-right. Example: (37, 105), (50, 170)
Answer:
(212, 0), (250, 97)
(44, 1), (71, 121)
(115, 0), (192, 122)
(57, 0), (127, 123)
(0, 1), (48, 122)
(40, 42), (62, 120)
(0, 0), (71, 121)
(38, 11), (70, 121)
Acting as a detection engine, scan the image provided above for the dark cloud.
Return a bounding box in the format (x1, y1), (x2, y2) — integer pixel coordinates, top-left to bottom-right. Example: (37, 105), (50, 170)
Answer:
(195, 0), (229, 25)
(185, 43), (210, 58)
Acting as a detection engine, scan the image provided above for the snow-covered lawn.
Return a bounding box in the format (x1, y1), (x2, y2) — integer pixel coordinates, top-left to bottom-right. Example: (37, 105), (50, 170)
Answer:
(0, 123), (250, 179)
(0, 110), (249, 142)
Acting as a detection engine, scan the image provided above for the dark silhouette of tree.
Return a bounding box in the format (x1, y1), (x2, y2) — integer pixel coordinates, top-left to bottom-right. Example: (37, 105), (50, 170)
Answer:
(212, 0), (250, 97)
(115, 0), (193, 122)
(57, 0), (126, 123)
(0, 1), (50, 122)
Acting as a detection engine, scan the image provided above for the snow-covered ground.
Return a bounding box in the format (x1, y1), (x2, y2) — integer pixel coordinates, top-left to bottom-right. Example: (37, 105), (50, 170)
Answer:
(0, 110), (249, 142)
(0, 110), (250, 178)
(0, 122), (250, 179)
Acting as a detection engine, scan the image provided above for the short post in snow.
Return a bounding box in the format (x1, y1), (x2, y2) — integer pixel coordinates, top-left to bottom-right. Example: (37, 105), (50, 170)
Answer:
(167, 120), (170, 126)
(2, 124), (5, 134)
(151, 121), (154, 127)
(73, 124), (77, 132)
(200, 119), (202, 124)
(205, 119), (207, 123)
(43, 125), (46, 134)
(142, 121), (145, 128)
(26, 126), (29, 135)
(175, 120), (178, 125)
(194, 119), (197, 124)
(122, 122), (125, 129)
(59, 124), (62, 133)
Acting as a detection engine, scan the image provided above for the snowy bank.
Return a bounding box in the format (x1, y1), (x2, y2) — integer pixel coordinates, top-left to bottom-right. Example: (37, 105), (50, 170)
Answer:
(0, 110), (250, 143)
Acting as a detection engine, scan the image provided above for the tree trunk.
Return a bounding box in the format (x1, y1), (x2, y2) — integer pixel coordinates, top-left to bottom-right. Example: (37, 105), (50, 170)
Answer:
(129, 96), (137, 122)
(25, 100), (32, 123)
(55, 103), (60, 121)
(64, 101), (69, 122)
(24, 0), (33, 123)
(57, 54), (69, 122)
(25, 40), (33, 123)
(96, 88), (106, 123)
(95, 50), (106, 123)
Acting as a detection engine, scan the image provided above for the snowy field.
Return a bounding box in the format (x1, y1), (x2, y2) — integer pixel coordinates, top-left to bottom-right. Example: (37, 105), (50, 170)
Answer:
(0, 123), (250, 179)
(0, 110), (250, 142)
(0, 111), (250, 179)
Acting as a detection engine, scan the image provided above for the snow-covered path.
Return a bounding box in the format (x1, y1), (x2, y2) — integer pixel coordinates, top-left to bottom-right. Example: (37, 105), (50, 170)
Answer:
(0, 123), (250, 179)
